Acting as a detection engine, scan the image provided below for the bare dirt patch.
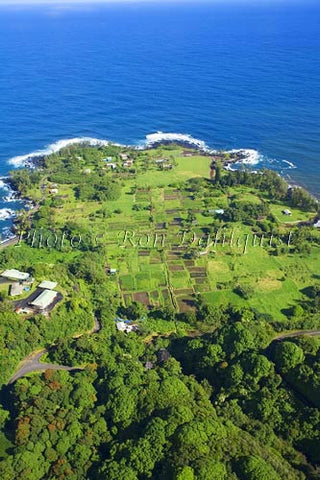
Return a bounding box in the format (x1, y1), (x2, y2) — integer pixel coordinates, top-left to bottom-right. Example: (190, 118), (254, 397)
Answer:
(178, 298), (196, 313)
(184, 260), (195, 267)
(133, 292), (150, 305)
(138, 251), (150, 257)
(190, 272), (207, 278)
(167, 252), (182, 260)
(165, 209), (179, 214)
(162, 289), (170, 301)
(188, 267), (206, 273)
(169, 265), (184, 272)
(156, 222), (166, 229)
(150, 290), (159, 300)
(164, 195), (179, 201)
(174, 289), (194, 296)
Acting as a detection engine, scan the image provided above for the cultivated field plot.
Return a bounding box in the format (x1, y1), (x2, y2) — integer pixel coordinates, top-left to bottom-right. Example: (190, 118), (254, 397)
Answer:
(28, 144), (319, 320)
(103, 181), (319, 318)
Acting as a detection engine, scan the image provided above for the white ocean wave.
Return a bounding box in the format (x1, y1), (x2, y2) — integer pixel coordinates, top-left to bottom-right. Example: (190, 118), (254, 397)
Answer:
(0, 208), (15, 220)
(0, 177), (19, 202)
(7, 133), (266, 173)
(145, 132), (212, 151)
(8, 137), (115, 168)
(0, 177), (10, 190)
(0, 227), (16, 241)
(224, 164), (236, 171)
(228, 148), (261, 166)
(282, 159), (297, 169)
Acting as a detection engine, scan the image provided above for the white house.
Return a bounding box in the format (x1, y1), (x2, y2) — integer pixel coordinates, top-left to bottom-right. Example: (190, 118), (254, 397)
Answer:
(38, 280), (58, 290)
(116, 321), (139, 333)
(1, 269), (30, 282)
(29, 289), (58, 312)
(282, 209), (292, 216)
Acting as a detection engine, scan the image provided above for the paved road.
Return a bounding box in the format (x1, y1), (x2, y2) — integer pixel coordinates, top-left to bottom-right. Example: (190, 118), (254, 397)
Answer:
(8, 322), (318, 385)
(8, 317), (101, 384)
(274, 330), (320, 341)
(8, 350), (82, 384)
(0, 236), (19, 249)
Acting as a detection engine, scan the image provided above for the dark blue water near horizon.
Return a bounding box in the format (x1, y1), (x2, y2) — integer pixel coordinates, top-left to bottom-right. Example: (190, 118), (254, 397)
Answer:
(0, 1), (319, 233)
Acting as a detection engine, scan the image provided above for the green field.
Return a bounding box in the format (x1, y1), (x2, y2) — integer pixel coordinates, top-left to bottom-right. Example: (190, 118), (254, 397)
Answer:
(12, 143), (318, 324)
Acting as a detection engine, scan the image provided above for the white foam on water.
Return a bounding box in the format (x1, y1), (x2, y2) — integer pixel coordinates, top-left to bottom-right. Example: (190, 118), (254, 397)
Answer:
(0, 177), (18, 202)
(7, 133), (265, 172)
(228, 148), (261, 165)
(224, 164), (236, 171)
(145, 132), (212, 151)
(8, 137), (115, 168)
(1, 226), (16, 239)
(0, 208), (15, 220)
(0, 178), (10, 190)
(282, 159), (297, 169)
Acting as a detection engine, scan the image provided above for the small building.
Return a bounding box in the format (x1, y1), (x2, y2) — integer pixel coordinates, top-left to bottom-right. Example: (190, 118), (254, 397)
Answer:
(105, 163), (117, 169)
(38, 280), (58, 290)
(155, 158), (168, 164)
(29, 289), (58, 313)
(10, 283), (24, 296)
(102, 157), (113, 162)
(162, 163), (173, 169)
(116, 321), (139, 333)
(84, 168), (91, 174)
(49, 188), (59, 194)
(314, 220), (320, 228)
(214, 209), (225, 215)
(282, 209), (292, 216)
(123, 160), (133, 167)
(1, 269), (31, 282)
(120, 153), (129, 161)
(108, 268), (117, 275)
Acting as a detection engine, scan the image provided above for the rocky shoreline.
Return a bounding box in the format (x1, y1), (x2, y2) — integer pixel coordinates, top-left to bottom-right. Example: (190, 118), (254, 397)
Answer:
(1, 137), (317, 240)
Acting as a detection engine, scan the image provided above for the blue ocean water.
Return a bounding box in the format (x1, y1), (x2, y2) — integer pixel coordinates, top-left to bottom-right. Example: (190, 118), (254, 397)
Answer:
(0, 1), (319, 234)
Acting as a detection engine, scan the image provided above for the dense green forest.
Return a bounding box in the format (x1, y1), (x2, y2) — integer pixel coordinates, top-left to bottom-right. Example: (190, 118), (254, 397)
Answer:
(0, 142), (320, 479)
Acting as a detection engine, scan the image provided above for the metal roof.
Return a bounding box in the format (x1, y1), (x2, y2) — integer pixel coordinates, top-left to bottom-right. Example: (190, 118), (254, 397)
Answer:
(30, 289), (57, 309)
(1, 269), (30, 281)
(38, 280), (58, 290)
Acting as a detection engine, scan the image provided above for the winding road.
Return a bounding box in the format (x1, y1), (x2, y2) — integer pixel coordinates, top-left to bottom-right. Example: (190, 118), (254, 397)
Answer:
(7, 321), (320, 385)
(8, 317), (101, 384)
(8, 350), (82, 384)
